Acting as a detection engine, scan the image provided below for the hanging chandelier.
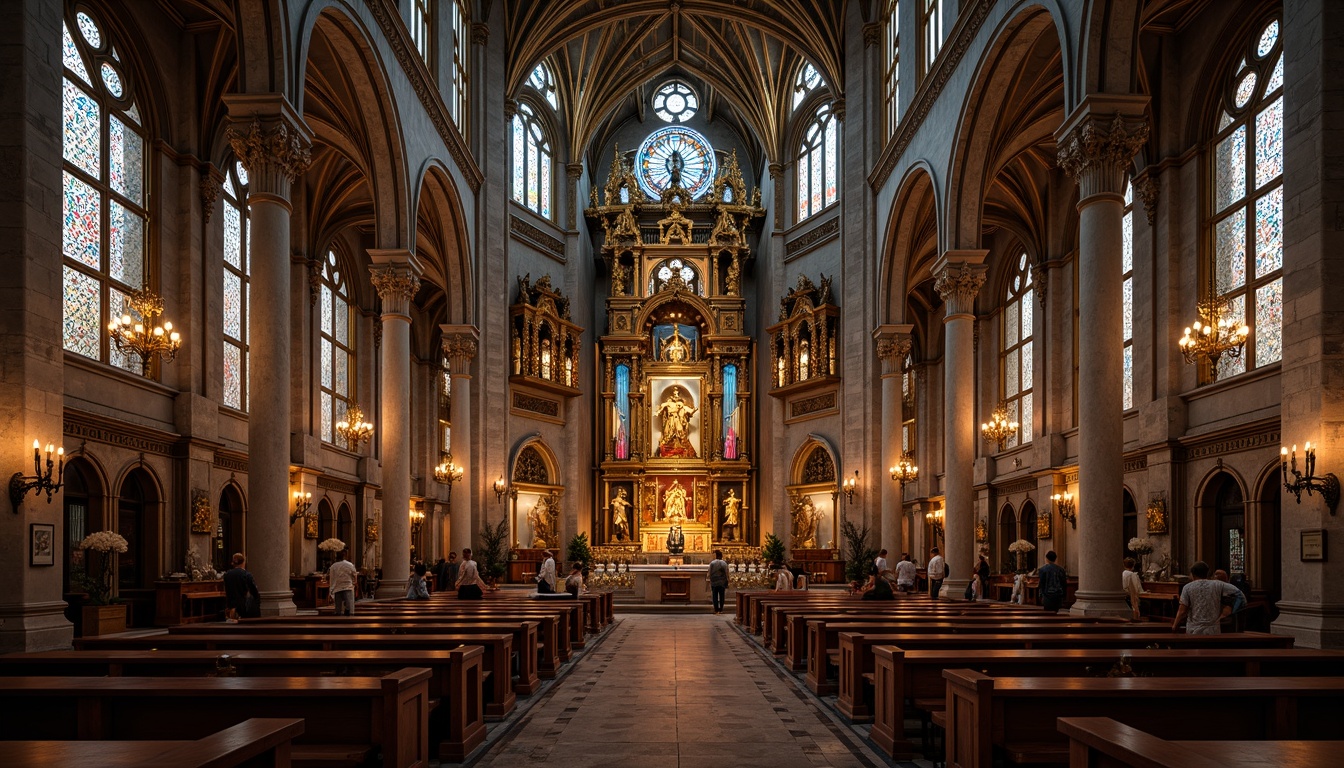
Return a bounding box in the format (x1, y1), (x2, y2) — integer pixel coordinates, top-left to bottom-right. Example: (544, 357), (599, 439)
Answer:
(1178, 294), (1249, 370)
(980, 401), (1018, 451)
(108, 288), (181, 375)
(889, 451), (919, 487)
(335, 404), (374, 451)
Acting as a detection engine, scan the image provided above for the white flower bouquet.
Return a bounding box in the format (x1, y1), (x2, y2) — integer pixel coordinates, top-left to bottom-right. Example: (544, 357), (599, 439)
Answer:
(1008, 539), (1036, 554)
(1128, 537), (1154, 554)
(319, 538), (346, 553)
(79, 531), (129, 553)
(76, 531), (129, 604)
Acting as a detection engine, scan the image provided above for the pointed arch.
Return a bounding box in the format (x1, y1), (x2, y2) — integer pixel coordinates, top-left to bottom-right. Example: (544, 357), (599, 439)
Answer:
(510, 434), (559, 486)
(881, 162), (940, 324)
(789, 435), (840, 486)
(413, 159), (474, 327)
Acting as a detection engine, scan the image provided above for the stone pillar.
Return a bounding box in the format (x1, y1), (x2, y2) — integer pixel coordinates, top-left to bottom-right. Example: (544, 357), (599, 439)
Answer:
(369, 251), (423, 597)
(934, 253), (988, 599)
(874, 325), (913, 555)
(1057, 96), (1149, 617)
(442, 325), (479, 556)
(225, 95), (312, 615)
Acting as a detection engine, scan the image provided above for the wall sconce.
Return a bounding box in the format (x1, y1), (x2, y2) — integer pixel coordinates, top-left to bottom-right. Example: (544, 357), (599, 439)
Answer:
(409, 506), (425, 534)
(435, 455), (465, 500)
(842, 470), (858, 505)
(1282, 443), (1340, 514)
(889, 451), (918, 488)
(925, 507), (944, 536)
(10, 440), (64, 513)
(1052, 491), (1077, 529)
(289, 491), (312, 525)
(493, 476), (509, 504)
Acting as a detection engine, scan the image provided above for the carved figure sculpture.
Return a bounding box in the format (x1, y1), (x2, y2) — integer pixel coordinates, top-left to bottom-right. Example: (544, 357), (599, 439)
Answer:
(655, 386), (699, 457)
(610, 487), (632, 541)
(661, 325), (691, 362)
(527, 494), (557, 548)
(663, 480), (689, 524)
(721, 489), (741, 542)
(667, 524), (685, 555)
(790, 494), (820, 549)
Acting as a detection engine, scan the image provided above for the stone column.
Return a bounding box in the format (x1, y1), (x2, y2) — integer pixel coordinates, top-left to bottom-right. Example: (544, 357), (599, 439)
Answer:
(1057, 97), (1149, 617)
(874, 325), (913, 555)
(369, 251), (423, 598)
(934, 253), (988, 599)
(442, 325), (479, 556)
(225, 95), (312, 615)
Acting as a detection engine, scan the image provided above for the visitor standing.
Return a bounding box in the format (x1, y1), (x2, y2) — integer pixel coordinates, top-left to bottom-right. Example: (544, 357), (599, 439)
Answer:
(926, 547), (946, 599)
(707, 549), (729, 614)
(223, 552), (261, 621)
(1173, 561), (1243, 634)
(1122, 557), (1144, 621)
(328, 548), (357, 615)
(1038, 550), (1067, 612)
(875, 549), (891, 583)
(444, 551), (460, 593)
(456, 548), (487, 599)
(976, 555), (991, 600)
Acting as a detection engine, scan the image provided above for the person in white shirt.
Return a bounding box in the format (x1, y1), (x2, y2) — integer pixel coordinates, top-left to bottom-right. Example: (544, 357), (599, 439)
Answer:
(455, 548), (488, 599)
(1174, 561), (1242, 634)
(895, 554), (918, 592)
(1122, 557), (1144, 621)
(874, 549), (892, 584)
(536, 549), (557, 594)
(926, 547), (946, 599)
(773, 563), (793, 591)
(327, 548), (358, 615)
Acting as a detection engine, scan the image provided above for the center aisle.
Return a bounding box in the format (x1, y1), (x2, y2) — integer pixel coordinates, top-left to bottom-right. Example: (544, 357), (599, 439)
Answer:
(475, 613), (890, 768)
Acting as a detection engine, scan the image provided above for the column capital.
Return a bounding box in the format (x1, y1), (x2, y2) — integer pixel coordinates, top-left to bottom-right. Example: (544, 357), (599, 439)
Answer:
(368, 250), (424, 319)
(566, 162), (584, 180)
(873, 324), (914, 377)
(223, 94), (313, 199)
(471, 22), (489, 46)
(1056, 94), (1150, 200)
(933, 251), (989, 317)
(862, 22), (881, 47)
(440, 324), (479, 376)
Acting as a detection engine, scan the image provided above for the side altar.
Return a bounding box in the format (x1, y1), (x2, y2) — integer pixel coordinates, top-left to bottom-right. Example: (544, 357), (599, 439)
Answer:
(586, 146), (764, 554)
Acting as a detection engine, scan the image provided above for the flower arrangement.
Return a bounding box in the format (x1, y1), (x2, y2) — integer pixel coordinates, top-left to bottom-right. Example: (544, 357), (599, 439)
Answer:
(1008, 539), (1036, 554)
(76, 531), (128, 605)
(319, 538), (346, 553)
(1128, 537), (1154, 554)
(185, 546), (219, 582)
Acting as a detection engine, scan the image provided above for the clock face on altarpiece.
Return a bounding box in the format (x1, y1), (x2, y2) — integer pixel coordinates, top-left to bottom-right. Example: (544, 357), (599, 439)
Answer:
(636, 126), (718, 201)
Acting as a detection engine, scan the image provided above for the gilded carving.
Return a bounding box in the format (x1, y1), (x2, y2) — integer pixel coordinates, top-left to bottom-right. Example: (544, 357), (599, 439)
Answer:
(802, 446), (835, 484)
(790, 493), (821, 549)
(1134, 175), (1159, 226)
(199, 171), (222, 225)
(369, 267), (421, 305)
(190, 489), (213, 535)
(1146, 494), (1169, 535)
(513, 446), (550, 484)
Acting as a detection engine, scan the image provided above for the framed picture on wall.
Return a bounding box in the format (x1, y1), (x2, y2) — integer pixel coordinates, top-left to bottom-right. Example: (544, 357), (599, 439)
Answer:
(30, 523), (55, 567)
(1301, 529), (1327, 562)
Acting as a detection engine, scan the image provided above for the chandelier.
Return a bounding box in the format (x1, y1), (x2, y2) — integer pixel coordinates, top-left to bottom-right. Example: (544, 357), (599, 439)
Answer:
(980, 401), (1019, 451)
(889, 451), (918, 488)
(435, 455), (464, 501)
(335, 404), (374, 451)
(1178, 293), (1249, 370)
(108, 288), (181, 375)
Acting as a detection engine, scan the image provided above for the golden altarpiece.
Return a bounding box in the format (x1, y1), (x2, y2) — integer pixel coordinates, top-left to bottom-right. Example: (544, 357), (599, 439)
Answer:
(586, 149), (764, 558)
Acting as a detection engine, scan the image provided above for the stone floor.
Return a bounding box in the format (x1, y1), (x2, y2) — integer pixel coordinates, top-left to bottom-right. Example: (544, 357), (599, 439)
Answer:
(474, 613), (902, 768)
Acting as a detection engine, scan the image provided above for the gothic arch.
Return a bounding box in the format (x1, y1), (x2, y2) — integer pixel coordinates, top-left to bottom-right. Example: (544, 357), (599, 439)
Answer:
(413, 160), (475, 328)
(789, 436), (839, 486)
(1072, 0), (1145, 110)
(510, 436), (559, 486)
(880, 162), (940, 324)
(633, 290), (719, 336)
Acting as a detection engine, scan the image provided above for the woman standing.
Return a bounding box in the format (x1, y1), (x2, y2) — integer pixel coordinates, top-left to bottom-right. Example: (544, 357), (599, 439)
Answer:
(1122, 557), (1144, 620)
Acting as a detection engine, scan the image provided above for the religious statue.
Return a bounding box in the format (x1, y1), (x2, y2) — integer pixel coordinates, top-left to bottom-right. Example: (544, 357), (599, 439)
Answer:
(790, 494), (821, 549)
(655, 386), (698, 458)
(666, 524), (685, 555)
(609, 487), (632, 541)
(662, 480), (689, 524)
(721, 489), (741, 542)
(725, 255), (741, 295)
(527, 494), (557, 548)
(611, 260), (629, 296)
(661, 325), (691, 363)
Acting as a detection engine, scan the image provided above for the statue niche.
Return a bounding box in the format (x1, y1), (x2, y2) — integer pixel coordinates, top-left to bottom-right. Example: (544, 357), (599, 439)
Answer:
(655, 386), (699, 458)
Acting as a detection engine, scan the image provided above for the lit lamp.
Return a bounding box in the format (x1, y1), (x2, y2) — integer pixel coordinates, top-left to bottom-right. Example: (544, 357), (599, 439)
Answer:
(493, 476), (509, 504)
(289, 491), (312, 525)
(889, 451), (918, 488)
(1281, 443), (1340, 514)
(409, 506), (425, 534)
(10, 440), (65, 513)
(435, 456), (465, 500)
(980, 401), (1019, 451)
(842, 470), (858, 505)
(1052, 491), (1077, 529)
(925, 507), (945, 542)
(1178, 273), (1250, 371)
(108, 288), (182, 375)
(334, 404), (375, 451)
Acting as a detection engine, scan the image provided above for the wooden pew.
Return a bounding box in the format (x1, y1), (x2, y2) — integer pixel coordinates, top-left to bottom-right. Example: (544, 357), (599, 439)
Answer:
(943, 672), (1344, 768)
(76, 631), (523, 715)
(301, 605), (580, 658)
(0, 670), (432, 768)
(0, 647), (488, 760)
(338, 599), (588, 646)
(865, 644), (1340, 759)
(1058, 717), (1344, 768)
(0, 717), (304, 768)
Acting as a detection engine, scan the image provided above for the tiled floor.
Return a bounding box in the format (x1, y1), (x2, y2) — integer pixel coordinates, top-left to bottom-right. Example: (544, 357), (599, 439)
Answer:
(475, 613), (895, 767)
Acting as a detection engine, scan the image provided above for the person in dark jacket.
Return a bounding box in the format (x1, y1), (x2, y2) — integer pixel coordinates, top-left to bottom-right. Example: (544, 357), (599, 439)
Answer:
(223, 552), (261, 620)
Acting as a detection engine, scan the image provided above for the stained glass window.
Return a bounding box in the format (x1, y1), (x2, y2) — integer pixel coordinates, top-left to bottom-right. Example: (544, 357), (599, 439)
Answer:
(636, 126), (718, 201)
(222, 162), (250, 410)
(528, 62), (557, 109)
(797, 103), (839, 221)
(653, 80), (699, 124)
(511, 101), (553, 219)
(921, 0), (942, 77)
(999, 253), (1034, 449)
(902, 352), (916, 457)
(320, 250), (356, 445)
(648, 258), (702, 296)
(448, 0), (469, 137)
(884, 1), (901, 137)
(792, 62), (823, 111)
(1208, 16), (1283, 381)
(61, 7), (148, 373)
(1123, 181), (1135, 410)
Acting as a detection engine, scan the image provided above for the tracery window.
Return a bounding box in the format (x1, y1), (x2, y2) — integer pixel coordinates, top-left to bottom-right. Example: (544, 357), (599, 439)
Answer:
(920, 0), (942, 77)
(653, 80), (699, 123)
(648, 258), (701, 295)
(1000, 253), (1034, 449)
(1122, 181), (1134, 410)
(636, 126), (717, 200)
(61, 7), (149, 373)
(222, 161), (251, 410)
(319, 250), (356, 444)
(511, 101), (553, 219)
(902, 351), (916, 455)
(448, 0), (469, 134)
(797, 103), (839, 221)
(884, 1), (901, 137)
(527, 62), (558, 109)
(1209, 17), (1283, 380)
(412, 0), (435, 69)
(792, 62), (823, 111)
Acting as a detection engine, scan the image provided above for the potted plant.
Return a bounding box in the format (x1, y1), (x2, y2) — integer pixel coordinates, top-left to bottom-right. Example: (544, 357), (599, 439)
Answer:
(762, 532), (786, 569)
(840, 517), (878, 586)
(566, 532), (593, 577)
(479, 517), (510, 586)
(75, 531), (129, 636)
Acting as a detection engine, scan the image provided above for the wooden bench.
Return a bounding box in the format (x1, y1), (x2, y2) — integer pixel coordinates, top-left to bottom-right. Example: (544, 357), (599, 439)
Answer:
(1057, 716), (1344, 768)
(303, 604), (581, 658)
(342, 599), (590, 649)
(0, 670), (432, 768)
(0, 648), (488, 761)
(75, 632), (521, 717)
(0, 717), (304, 768)
(944, 671), (1344, 768)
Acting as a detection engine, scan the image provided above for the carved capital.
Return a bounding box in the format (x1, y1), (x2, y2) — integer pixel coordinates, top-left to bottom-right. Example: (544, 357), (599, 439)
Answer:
(873, 324), (914, 377)
(1134, 174), (1158, 226)
(933, 254), (988, 317)
(224, 101), (313, 199)
(1056, 103), (1149, 199)
(440, 324), (480, 376)
(504, 99), (518, 121)
(863, 22), (881, 48)
(199, 168), (223, 224)
(567, 162), (584, 180)
(831, 98), (846, 124)
(768, 162), (784, 180)
(471, 22), (489, 46)
(367, 249), (424, 318)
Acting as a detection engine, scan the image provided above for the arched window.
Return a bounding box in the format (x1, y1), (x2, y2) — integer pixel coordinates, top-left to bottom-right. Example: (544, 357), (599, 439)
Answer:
(998, 504), (1016, 571)
(1001, 253), (1034, 449)
(216, 485), (244, 573)
(527, 62), (558, 109)
(1122, 180), (1134, 410)
(319, 250), (356, 444)
(1019, 502), (1039, 570)
(439, 362), (452, 458)
(222, 161), (250, 410)
(61, 7), (149, 373)
(1209, 17), (1283, 380)
(792, 62), (823, 111)
(797, 103), (839, 221)
(902, 351), (916, 455)
(448, 0), (470, 134)
(117, 471), (147, 591)
(920, 0), (943, 77)
(512, 101), (553, 219)
(884, 1), (901, 136)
